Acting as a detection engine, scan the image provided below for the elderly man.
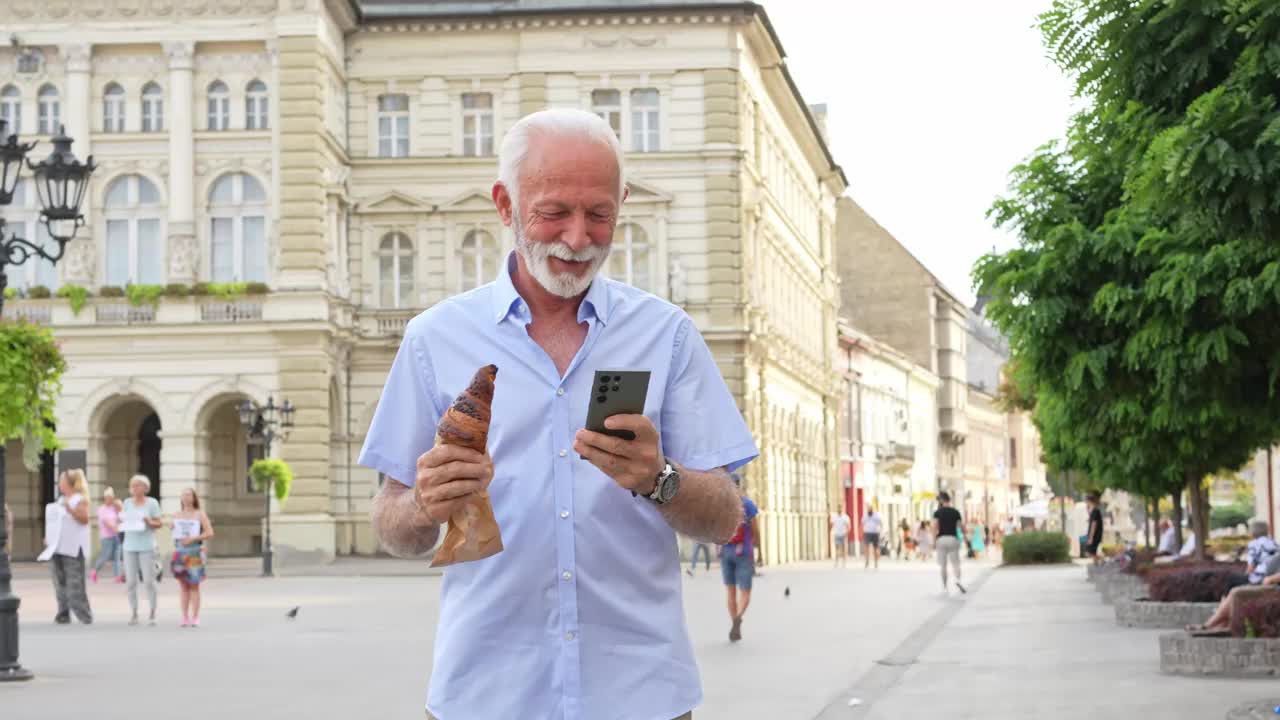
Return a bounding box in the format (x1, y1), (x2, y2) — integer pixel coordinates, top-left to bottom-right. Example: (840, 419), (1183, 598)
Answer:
(360, 108), (757, 720)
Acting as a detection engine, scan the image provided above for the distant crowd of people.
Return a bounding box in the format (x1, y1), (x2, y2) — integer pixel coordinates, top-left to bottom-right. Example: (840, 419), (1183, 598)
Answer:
(32, 470), (214, 627)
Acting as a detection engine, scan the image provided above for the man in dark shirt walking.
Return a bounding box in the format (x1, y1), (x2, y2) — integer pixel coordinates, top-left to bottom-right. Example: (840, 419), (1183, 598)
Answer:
(933, 492), (966, 595)
(1085, 492), (1104, 565)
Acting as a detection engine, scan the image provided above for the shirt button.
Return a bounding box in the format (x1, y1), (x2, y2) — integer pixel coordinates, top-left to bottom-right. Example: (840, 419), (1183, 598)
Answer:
(556, 387), (565, 396)
(565, 631), (576, 641)
(560, 510), (569, 519)
(562, 570), (572, 581)
(558, 449), (567, 457)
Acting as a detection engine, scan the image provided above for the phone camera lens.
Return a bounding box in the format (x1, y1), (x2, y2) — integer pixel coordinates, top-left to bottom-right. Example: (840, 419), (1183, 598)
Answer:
(599, 385), (608, 393)
(613, 375), (622, 382)
(611, 385), (620, 392)
(599, 375), (610, 383)
(596, 396), (607, 403)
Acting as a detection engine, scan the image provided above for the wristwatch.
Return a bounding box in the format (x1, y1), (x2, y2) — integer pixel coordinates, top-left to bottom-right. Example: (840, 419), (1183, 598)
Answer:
(635, 458), (681, 504)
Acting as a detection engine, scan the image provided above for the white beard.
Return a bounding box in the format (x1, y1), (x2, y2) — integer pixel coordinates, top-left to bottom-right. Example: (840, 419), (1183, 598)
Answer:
(514, 224), (610, 299)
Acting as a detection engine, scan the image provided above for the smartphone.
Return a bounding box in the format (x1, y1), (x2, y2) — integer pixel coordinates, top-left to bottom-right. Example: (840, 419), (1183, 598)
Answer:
(584, 369), (651, 442)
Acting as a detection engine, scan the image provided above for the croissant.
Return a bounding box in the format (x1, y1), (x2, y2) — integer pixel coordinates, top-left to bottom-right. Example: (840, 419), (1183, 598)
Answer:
(430, 364), (504, 567)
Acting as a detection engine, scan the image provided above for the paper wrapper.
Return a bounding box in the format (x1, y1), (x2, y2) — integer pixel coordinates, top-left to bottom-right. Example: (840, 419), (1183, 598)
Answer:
(430, 364), (504, 567)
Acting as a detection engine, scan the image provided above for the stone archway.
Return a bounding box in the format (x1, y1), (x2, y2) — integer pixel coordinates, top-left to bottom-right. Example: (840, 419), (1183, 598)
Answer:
(194, 395), (266, 557)
(2, 440), (55, 560)
(90, 397), (163, 503)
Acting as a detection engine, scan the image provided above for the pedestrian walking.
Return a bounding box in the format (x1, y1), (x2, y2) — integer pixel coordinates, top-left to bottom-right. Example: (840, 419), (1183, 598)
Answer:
(830, 505), (851, 567)
(862, 507), (883, 569)
(721, 486), (759, 642)
(170, 488), (214, 628)
(1085, 492), (1104, 565)
(49, 469), (93, 625)
(91, 486), (124, 584)
(120, 474), (162, 626)
(915, 520), (932, 561)
(933, 492), (966, 595)
(686, 540), (713, 576)
(970, 522), (986, 560)
(359, 109), (758, 719)
(899, 519), (913, 561)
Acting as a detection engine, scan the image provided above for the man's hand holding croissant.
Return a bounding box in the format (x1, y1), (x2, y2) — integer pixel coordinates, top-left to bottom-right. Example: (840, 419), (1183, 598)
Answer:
(415, 445), (495, 525)
(575, 415), (666, 496)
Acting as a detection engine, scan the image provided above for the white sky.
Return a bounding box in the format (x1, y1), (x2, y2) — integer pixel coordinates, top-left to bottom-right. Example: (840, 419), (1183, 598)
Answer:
(761, 0), (1079, 304)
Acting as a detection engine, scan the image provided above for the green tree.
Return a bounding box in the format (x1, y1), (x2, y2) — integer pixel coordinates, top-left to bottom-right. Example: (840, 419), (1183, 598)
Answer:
(0, 322), (66, 469)
(975, 0), (1280, 559)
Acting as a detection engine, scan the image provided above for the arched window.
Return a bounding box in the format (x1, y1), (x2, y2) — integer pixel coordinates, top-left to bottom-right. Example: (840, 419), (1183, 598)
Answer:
(458, 229), (498, 293)
(245, 79), (268, 130)
(142, 82), (164, 132)
(103, 83), (125, 133)
(1, 85), (22, 134)
(207, 80), (230, 131)
(378, 232), (414, 308)
(208, 173), (268, 282)
(1, 180), (58, 291)
(606, 223), (650, 290)
(104, 175), (164, 286)
(37, 85), (59, 135)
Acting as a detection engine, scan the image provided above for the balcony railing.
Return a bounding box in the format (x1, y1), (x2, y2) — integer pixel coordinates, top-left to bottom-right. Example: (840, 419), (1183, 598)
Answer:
(95, 303), (155, 325)
(1, 302), (52, 324)
(877, 442), (916, 472)
(358, 308), (416, 338)
(200, 301), (264, 323)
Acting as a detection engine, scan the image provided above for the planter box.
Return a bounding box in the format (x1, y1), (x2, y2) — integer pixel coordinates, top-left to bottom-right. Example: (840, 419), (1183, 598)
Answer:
(1159, 632), (1280, 678)
(1115, 600), (1217, 629)
(1097, 573), (1147, 604)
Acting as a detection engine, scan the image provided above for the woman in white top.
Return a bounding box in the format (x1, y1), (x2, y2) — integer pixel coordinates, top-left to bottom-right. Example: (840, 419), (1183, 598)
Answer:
(169, 488), (214, 627)
(49, 469), (93, 624)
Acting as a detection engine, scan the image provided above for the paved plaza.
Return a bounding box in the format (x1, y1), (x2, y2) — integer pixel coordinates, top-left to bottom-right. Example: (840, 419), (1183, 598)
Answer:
(2, 558), (1274, 719)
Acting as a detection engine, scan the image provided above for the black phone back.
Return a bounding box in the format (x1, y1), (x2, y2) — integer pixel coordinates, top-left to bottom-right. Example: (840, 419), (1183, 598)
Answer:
(584, 369), (651, 441)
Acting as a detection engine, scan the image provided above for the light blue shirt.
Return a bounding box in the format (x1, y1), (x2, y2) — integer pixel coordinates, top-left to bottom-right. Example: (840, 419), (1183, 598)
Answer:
(120, 497), (161, 553)
(359, 254), (757, 720)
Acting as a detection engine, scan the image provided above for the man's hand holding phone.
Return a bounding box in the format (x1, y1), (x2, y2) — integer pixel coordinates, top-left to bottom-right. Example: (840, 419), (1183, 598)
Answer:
(575, 415), (664, 496)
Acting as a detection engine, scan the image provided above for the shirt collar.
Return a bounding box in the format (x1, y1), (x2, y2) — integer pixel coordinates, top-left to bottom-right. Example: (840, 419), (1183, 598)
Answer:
(491, 251), (613, 326)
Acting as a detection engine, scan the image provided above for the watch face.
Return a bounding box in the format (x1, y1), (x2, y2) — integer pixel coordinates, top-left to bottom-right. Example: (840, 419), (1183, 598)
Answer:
(658, 470), (680, 503)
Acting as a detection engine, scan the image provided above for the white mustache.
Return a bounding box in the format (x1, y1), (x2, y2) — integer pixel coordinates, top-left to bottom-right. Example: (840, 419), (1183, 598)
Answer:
(543, 242), (607, 263)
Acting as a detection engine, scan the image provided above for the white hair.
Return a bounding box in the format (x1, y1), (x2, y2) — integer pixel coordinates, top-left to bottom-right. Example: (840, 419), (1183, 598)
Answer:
(129, 474), (151, 493)
(497, 108), (625, 211)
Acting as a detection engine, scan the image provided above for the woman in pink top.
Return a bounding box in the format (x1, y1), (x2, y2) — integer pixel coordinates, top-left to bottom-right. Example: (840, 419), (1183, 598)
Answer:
(91, 487), (124, 583)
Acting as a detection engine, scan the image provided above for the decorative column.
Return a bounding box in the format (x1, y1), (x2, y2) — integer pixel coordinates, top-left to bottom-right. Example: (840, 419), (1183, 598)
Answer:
(165, 42), (198, 284)
(61, 43), (95, 286)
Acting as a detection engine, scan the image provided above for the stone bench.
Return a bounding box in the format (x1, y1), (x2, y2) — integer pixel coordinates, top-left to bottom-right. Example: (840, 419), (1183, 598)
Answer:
(1159, 632), (1280, 678)
(1086, 564), (1120, 583)
(1097, 573), (1147, 604)
(1115, 600), (1217, 629)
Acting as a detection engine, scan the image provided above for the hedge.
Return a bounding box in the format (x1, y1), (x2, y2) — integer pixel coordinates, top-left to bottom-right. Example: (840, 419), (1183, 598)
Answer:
(1002, 531), (1070, 565)
(1232, 591), (1280, 639)
(1147, 567), (1247, 603)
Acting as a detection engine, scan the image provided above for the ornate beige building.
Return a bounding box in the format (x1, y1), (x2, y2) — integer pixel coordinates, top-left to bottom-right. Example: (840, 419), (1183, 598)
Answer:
(0, 0), (845, 567)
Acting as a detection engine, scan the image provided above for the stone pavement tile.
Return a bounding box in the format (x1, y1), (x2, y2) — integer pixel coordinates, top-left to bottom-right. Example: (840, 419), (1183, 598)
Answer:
(855, 565), (1271, 720)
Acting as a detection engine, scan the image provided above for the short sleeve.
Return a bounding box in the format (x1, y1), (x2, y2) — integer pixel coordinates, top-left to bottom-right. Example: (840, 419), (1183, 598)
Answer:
(743, 498), (758, 520)
(660, 317), (758, 472)
(358, 329), (442, 487)
(148, 498), (161, 518)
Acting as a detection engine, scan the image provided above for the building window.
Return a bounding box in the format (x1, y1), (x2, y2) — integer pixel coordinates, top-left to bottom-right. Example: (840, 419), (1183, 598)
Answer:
(458, 229), (498, 293)
(606, 223), (650, 291)
(141, 82), (164, 132)
(1, 85), (21, 134)
(104, 174), (164, 286)
(378, 232), (414, 308)
(461, 92), (493, 157)
(209, 173), (268, 283)
(103, 83), (126, 133)
(1, 180), (58, 291)
(377, 94), (409, 158)
(591, 89), (621, 137)
(207, 80), (230, 131)
(1009, 438), (1017, 468)
(630, 88), (659, 152)
(37, 85), (59, 135)
(246, 79), (268, 130)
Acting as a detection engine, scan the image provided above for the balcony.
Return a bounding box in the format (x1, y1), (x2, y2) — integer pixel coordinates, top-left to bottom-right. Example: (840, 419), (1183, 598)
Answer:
(95, 303), (155, 325)
(200, 301), (264, 323)
(1, 301), (53, 324)
(876, 442), (915, 474)
(357, 308), (416, 338)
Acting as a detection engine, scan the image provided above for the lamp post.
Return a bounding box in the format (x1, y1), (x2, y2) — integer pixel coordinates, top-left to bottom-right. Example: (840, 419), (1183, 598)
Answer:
(237, 396), (295, 577)
(0, 121), (94, 683)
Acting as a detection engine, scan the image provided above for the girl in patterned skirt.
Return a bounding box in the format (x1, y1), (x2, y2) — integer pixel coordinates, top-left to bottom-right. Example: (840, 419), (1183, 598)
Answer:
(170, 488), (214, 627)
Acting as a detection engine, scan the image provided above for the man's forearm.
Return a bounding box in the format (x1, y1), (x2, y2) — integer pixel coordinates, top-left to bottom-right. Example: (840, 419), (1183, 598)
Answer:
(657, 465), (742, 544)
(371, 480), (441, 558)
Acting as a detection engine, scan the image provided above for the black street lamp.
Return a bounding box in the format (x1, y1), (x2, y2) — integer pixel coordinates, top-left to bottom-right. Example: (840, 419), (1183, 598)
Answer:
(238, 396), (295, 577)
(0, 120), (94, 683)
